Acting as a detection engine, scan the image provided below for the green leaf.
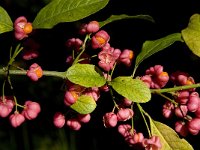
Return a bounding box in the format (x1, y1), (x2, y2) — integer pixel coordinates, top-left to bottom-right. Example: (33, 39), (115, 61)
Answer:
(70, 95), (96, 114)
(181, 14), (200, 57)
(149, 119), (194, 150)
(32, 0), (109, 29)
(66, 64), (106, 87)
(99, 14), (154, 28)
(0, 6), (13, 34)
(110, 77), (151, 103)
(135, 33), (183, 68)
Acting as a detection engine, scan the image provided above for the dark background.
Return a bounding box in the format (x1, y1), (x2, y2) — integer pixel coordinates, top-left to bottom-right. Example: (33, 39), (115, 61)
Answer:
(0, 0), (200, 150)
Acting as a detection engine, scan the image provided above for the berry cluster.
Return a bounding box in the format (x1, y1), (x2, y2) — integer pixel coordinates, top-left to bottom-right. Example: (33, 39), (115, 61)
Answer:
(49, 20), (164, 149)
(53, 82), (99, 129)
(140, 65), (200, 137)
(118, 124), (162, 150)
(163, 71), (200, 136)
(0, 96), (40, 127)
(65, 20), (134, 70)
(1, 14), (199, 150)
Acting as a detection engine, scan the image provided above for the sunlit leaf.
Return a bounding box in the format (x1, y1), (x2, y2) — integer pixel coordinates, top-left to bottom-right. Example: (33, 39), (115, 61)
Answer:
(99, 14), (154, 28)
(33, 0), (109, 29)
(182, 13), (200, 57)
(66, 64), (106, 87)
(0, 6), (13, 34)
(70, 95), (96, 114)
(110, 77), (151, 103)
(135, 33), (183, 68)
(149, 119), (194, 150)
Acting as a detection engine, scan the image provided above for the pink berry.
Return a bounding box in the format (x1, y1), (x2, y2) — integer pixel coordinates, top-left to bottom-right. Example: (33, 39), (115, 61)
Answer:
(195, 105), (200, 118)
(132, 132), (144, 144)
(118, 124), (132, 137)
(187, 92), (200, 112)
(22, 101), (41, 120)
(103, 112), (118, 128)
(78, 23), (87, 35)
(98, 47), (121, 71)
(27, 63), (43, 81)
(117, 108), (134, 121)
(86, 21), (100, 33)
(53, 112), (65, 128)
(162, 108), (173, 119)
(142, 136), (162, 150)
(122, 98), (133, 107)
(14, 16), (33, 40)
(188, 118), (200, 135)
(66, 118), (81, 130)
(0, 96), (15, 118)
(91, 30), (110, 49)
(77, 114), (91, 123)
(176, 90), (190, 104)
(64, 91), (78, 106)
(175, 105), (188, 118)
(22, 49), (39, 60)
(9, 112), (25, 128)
(140, 75), (152, 88)
(175, 121), (188, 137)
(83, 87), (100, 101)
(119, 49), (134, 67)
(162, 101), (174, 118)
(145, 65), (169, 89)
(65, 38), (83, 51)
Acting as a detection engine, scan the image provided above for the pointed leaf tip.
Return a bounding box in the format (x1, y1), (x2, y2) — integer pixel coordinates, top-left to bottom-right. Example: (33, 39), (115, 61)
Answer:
(0, 6), (13, 34)
(33, 0), (109, 29)
(182, 13), (200, 57)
